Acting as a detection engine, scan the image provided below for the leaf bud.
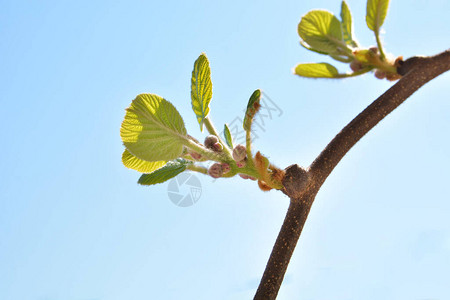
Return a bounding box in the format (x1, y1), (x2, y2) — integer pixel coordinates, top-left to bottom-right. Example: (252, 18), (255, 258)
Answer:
(236, 159), (246, 168)
(394, 56), (404, 68)
(204, 135), (219, 149)
(239, 173), (256, 180)
(212, 142), (223, 152)
(232, 144), (247, 161)
(208, 163), (223, 178)
(386, 73), (401, 81)
(258, 180), (272, 192)
(374, 69), (386, 79)
(189, 151), (202, 160)
(369, 46), (379, 54)
(350, 60), (363, 72)
(221, 163), (231, 174)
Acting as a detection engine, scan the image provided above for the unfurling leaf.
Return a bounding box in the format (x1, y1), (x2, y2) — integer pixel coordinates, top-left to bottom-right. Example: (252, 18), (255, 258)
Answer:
(122, 149), (166, 173)
(191, 53), (213, 131)
(298, 10), (345, 55)
(223, 124), (233, 149)
(294, 63), (339, 78)
(138, 159), (189, 185)
(340, 1), (358, 47)
(243, 89), (262, 131)
(120, 94), (187, 162)
(366, 0), (390, 33)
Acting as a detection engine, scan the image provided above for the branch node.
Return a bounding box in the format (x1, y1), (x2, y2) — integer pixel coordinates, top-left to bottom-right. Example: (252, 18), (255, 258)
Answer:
(397, 56), (427, 75)
(282, 165), (310, 199)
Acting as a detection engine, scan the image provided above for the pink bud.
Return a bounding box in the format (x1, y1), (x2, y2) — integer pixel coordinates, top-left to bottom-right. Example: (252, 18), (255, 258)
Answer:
(374, 69), (386, 79)
(204, 135), (219, 149)
(350, 60), (363, 72)
(236, 159), (246, 168)
(221, 163), (231, 174)
(239, 174), (257, 180)
(189, 152), (202, 160)
(369, 46), (379, 54)
(239, 174), (250, 179)
(208, 163), (223, 178)
(212, 142), (223, 152)
(233, 144), (247, 161)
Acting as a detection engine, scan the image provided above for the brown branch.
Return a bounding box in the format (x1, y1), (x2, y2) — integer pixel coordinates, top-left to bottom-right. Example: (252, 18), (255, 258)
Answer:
(309, 50), (450, 185)
(254, 49), (450, 300)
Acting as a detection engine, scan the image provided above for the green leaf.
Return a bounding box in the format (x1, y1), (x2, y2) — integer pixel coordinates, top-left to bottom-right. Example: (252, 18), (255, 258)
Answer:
(243, 89), (262, 131)
(120, 93), (187, 162)
(300, 40), (329, 55)
(298, 10), (345, 55)
(223, 124), (233, 149)
(366, 0), (390, 33)
(138, 159), (189, 186)
(294, 63), (339, 78)
(340, 1), (358, 47)
(191, 53), (213, 131)
(122, 149), (166, 173)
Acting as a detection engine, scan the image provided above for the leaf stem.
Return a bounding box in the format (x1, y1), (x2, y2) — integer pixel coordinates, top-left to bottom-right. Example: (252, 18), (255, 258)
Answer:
(335, 67), (374, 78)
(183, 138), (225, 163)
(204, 116), (234, 157)
(186, 164), (208, 174)
(245, 129), (255, 169)
(375, 31), (386, 60)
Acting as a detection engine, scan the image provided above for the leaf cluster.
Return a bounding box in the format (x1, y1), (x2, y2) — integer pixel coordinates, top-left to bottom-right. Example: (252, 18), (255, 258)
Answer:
(120, 54), (284, 191)
(295, 0), (401, 81)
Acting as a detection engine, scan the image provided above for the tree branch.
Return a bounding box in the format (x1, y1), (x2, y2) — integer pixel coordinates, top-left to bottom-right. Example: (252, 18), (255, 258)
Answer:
(254, 165), (315, 299)
(310, 50), (450, 185)
(254, 49), (450, 300)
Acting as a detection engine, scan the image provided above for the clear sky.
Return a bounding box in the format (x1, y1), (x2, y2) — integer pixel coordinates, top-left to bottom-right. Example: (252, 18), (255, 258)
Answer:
(1, 0), (449, 299)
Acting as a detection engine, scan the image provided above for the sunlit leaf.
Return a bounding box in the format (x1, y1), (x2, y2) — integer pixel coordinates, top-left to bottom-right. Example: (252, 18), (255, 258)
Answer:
(138, 159), (189, 186)
(366, 0), (390, 33)
(191, 53), (213, 131)
(340, 1), (358, 47)
(120, 94), (187, 162)
(223, 124), (233, 149)
(122, 149), (166, 173)
(294, 63), (339, 78)
(300, 40), (329, 55)
(298, 10), (345, 55)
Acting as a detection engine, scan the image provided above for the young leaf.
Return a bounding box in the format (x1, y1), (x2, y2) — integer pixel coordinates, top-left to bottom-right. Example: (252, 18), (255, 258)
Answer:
(223, 123), (233, 149)
(122, 149), (166, 173)
(298, 10), (345, 55)
(340, 1), (358, 47)
(294, 63), (339, 78)
(138, 159), (189, 186)
(191, 53), (213, 131)
(366, 0), (390, 33)
(300, 40), (329, 55)
(120, 94), (187, 162)
(243, 89), (262, 131)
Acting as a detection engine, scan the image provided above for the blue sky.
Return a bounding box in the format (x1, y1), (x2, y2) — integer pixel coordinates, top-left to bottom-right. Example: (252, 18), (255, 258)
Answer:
(1, 0), (449, 299)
